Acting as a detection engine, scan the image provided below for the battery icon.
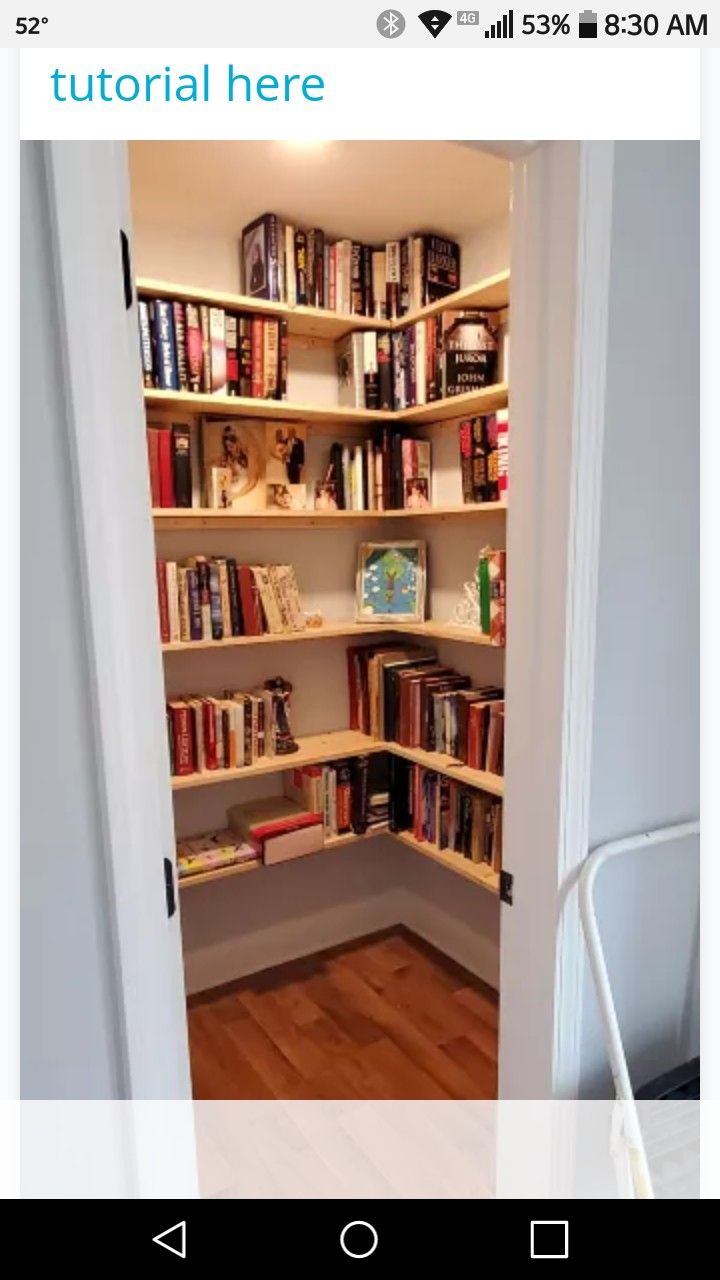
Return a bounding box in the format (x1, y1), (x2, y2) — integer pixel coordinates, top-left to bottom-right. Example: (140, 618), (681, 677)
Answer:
(578, 8), (598, 36)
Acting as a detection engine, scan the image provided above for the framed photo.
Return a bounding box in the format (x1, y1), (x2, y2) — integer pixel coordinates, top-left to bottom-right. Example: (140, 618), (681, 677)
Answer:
(241, 214), (271, 299)
(355, 541), (426, 623)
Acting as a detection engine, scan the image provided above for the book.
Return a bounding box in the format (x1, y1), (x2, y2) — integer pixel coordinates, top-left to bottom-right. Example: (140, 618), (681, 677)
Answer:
(173, 302), (188, 391)
(138, 301), (154, 388)
(478, 548), (506, 646)
(263, 318), (279, 399)
(228, 796), (323, 865)
(237, 564), (264, 636)
(152, 300), (178, 390)
(372, 250), (387, 320)
(225, 313), (239, 396)
(171, 424), (192, 508)
(167, 700), (195, 775)
(199, 304), (211, 393)
(295, 229), (308, 305)
(336, 333), (366, 408)
(285, 224), (297, 306)
(385, 241), (401, 319)
(185, 303), (203, 393)
(146, 427), (162, 506)
(497, 409), (509, 500)
(156, 559), (169, 643)
(176, 828), (258, 877)
(157, 426), (175, 508)
(238, 316), (252, 397)
(423, 235), (461, 304)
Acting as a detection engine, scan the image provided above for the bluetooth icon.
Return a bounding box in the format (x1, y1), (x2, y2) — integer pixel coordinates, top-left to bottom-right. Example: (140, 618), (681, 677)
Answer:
(377, 9), (406, 38)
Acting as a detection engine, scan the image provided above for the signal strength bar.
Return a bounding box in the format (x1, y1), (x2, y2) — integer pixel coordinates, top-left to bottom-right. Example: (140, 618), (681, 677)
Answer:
(484, 10), (514, 38)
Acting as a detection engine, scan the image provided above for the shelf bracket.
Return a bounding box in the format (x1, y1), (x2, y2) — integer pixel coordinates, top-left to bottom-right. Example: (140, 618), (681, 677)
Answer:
(499, 869), (514, 905)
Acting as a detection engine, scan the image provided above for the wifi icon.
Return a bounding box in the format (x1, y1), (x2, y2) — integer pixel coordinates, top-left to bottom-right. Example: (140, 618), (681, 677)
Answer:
(418, 9), (452, 37)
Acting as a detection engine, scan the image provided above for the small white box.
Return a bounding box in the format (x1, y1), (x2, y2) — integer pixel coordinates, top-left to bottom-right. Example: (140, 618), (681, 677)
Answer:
(530, 1221), (569, 1260)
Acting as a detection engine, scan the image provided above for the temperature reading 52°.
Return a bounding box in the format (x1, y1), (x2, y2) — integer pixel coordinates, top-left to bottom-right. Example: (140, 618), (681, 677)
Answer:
(16, 16), (49, 34)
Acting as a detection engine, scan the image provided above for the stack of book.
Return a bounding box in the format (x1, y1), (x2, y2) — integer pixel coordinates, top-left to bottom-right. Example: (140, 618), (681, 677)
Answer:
(389, 756), (503, 873)
(138, 296), (288, 399)
(459, 412), (509, 504)
(229, 795), (324, 865)
(241, 214), (460, 318)
(319, 434), (431, 510)
(167, 683), (296, 776)
(176, 828), (259, 879)
(347, 644), (505, 775)
(335, 309), (501, 410)
(156, 559), (304, 644)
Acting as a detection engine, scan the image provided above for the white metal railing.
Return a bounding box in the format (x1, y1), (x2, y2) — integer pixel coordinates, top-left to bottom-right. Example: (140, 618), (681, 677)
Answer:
(577, 819), (700, 1199)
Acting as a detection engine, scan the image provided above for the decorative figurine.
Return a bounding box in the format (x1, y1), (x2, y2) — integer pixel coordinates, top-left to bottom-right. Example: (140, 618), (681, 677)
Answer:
(264, 676), (299, 754)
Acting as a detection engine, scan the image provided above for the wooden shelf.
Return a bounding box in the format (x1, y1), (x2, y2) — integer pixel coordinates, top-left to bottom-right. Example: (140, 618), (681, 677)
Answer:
(398, 269), (509, 328)
(170, 730), (385, 790)
(137, 277), (392, 342)
(137, 269), (508, 341)
(178, 825), (389, 890)
(396, 383), (508, 425)
(388, 741), (505, 796)
(162, 619), (496, 655)
(144, 388), (388, 426)
(394, 830), (500, 895)
(152, 502), (505, 531)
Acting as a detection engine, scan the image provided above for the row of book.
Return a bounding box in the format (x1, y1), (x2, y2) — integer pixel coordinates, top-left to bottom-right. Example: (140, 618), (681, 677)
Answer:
(156, 558), (304, 645)
(176, 755), (390, 877)
(320, 435), (431, 511)
(242, 213), (461, 317)
(347, 644), (505, 773)
(460, 414), (509, 505)
(167, 684), (295, 776)
(139, 297), (288, 398)
(336, 310), (501, 410)
(389, 758), (503, 873)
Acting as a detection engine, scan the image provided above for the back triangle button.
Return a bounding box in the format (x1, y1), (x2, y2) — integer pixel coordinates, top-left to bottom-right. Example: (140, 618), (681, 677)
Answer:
(152, 1221), (187, 1259)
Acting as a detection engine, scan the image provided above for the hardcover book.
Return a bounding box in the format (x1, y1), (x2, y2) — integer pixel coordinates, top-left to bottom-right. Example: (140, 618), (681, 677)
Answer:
(152, 299), (178, 390)
(138, 301), (154, 388)
(423, 235), (461, 304)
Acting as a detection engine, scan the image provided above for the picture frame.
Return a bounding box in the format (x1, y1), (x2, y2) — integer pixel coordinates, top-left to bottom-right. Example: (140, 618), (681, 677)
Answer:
(355, 541), (427, 624)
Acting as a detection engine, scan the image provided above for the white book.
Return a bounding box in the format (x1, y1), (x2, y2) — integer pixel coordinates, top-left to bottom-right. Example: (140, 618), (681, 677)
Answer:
(353, 444), (364, 511)
(165, 560), (180, 643)
(415, 321), (427, 406)
(365, 438), (375, 510)
(285, 223), (296, 307)
(341, 445), (352, 509)
(337, 239), (353, 313)
(362, 331), (378, 409)
(372, 250), (387, 320)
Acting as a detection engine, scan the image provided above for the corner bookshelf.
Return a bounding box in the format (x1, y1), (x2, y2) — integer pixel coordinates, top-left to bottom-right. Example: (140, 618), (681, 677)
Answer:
(148, 267), (508, 892)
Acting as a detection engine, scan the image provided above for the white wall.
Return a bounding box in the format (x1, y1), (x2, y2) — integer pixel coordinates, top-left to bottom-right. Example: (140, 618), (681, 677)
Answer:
(579, 142), (700, 1096)
(20, 143), (125, 1099)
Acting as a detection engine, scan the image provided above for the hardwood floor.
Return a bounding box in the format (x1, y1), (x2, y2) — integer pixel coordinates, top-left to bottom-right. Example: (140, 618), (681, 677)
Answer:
(187, 927), (498, 1100)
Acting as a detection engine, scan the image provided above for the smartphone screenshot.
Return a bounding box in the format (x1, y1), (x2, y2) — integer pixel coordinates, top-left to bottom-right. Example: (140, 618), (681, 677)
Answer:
(5, 0), (717, 1250)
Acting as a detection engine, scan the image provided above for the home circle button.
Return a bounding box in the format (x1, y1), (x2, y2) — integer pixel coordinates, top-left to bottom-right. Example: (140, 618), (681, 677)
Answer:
(340, 1220), (379, 1259)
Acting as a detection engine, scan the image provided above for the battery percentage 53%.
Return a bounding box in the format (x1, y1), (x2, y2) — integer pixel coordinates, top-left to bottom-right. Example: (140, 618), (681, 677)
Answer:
(522, 13), (571, 34)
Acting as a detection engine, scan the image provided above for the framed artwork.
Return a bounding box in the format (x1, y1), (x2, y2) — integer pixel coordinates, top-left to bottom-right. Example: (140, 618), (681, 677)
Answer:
(355, 541), (427, 623)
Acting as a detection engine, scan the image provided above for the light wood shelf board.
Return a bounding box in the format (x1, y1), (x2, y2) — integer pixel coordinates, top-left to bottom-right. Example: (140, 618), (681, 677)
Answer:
(394, 830), (500, 894)
(144, 388), (389, 427)
(395, 383), (508, 425)
(170, 729), (384, 790)
(388, 741), (505, 796)
(399, 269), (510, 327)
(152, 502), (506, 531)
(161, 619), (499, 654)
(178, 824), (390, 890)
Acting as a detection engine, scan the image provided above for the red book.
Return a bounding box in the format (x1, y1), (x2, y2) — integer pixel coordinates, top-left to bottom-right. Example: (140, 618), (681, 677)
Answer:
(155, 558), (170, 643)
(251, 317), (264, 398)
(157, 426), (176, 508)
(236, 564), (264, 636)
(168, 701), (194, 775)
(202, 698), (218, 771)
(146, 427), (162, 507)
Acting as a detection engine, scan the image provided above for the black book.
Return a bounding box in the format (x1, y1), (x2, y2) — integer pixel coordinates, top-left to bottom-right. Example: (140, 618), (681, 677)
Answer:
(444, 349), (498, 397)
(391, 430), (403, 509)
(377, 332), (393, 411)
(388, 754), (412, 833)
(238, 316), (252, 397)
(313, 229), (325, 308)
(171, 424), (192, 507)
(362, 245), (373, 318)
(225, 313), (239, 396)
(423, 235), (461, 305)
(383, 654), (437, 743)
(225, 557), (243, 636)
(329, 441), (345, 508)
(351, 242), (364, 315)
(400, 239), (410, 316)
(295, 230), (308, 305)
(173, 302), (188, 391)
(351, 755), (370, 835)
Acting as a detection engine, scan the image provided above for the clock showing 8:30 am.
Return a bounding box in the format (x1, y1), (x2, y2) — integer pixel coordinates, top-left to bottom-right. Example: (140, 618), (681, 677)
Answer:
(603, 12), (708, 36)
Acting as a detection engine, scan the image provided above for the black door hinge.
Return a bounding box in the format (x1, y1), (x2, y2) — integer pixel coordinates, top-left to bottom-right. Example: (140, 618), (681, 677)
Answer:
(163, 856), (177, 918)
(500, 870), (514, 905)
(120, 229), (133, 309)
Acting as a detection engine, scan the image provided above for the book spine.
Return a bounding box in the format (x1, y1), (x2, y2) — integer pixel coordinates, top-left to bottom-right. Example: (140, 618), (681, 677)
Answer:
(153, 300), (178, 390)
(202, 699), (218, 770)
(351, 755), (369, 835)
(208, 563), (224, 640)
(138, 301), (154, 388)
(295, 230), (307, 305)
(172, 302), (188, 391)
(226, 557), (242, 635)
(155, 559), (170, 642)
(217, 560), (232, 637)
(285, 225), (296, 306)
(225, 312), (239, 395)
(459, 420), (474, 503)
(239, 316), (252, 397)
(268, 215), (280, 301)
(362, 332), (379, 410)
(171, 424), (192, 508)
(186, 567), (202, 641)
(372, 251), (387, 320)
(165, 561), (180, 642)
(497, 409), (509, 501)
(146, 428), (161, 507)
(185, 303), (203, 393)
(251, 317), (264, 397)
(361, 244), (373, 317)
(278, 317), (288, 400)
(158, 427), (176, 508)
(199, 305), (211, 393)
(376, 332), (393, 411)
(385, 241), (400, 320)
(400, 239), (410, 316)
(264, 319), (279, 399)
(306, 230), (316, 308)
(170, 704), (194, 775)
(197, 561), (212, 639)
(209, 307), (227, 394)
(329, 244), (337, 311)
(426, 316), (438, 401)
(351, 242), (363, 315)
(313, 229), (325, 308)
(408, 326), (417, 406)
(177, 566), (191, 642)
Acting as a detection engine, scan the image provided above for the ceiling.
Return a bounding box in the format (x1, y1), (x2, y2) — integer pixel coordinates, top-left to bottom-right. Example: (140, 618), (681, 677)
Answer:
(128, 141), (511, 244)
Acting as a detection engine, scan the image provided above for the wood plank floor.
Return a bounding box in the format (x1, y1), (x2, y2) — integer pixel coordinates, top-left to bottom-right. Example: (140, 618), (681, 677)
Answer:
(187, 927), (498, 1100)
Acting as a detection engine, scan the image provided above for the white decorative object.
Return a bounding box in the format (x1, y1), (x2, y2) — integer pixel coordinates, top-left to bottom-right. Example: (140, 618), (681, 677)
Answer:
(453, 578), (481, 630)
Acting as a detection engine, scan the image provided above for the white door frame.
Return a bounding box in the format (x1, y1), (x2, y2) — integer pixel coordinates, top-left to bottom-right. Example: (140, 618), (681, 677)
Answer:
(44, 139), (614, 1112)
(499, 141), (615, 1100)
(44, 141), (192, 1105)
